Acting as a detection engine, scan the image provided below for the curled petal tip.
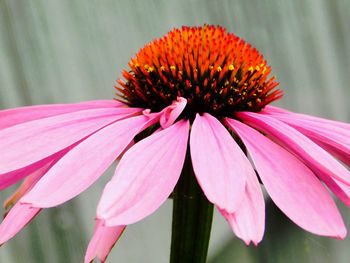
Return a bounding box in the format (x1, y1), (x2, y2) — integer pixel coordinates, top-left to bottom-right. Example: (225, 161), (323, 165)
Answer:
(142, 109), (151, 116)
(176, 96), (187, 103)
(160, 97), (187, 128)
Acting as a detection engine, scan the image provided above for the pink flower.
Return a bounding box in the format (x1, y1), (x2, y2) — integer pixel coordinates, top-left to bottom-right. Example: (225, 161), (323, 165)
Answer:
(1, 25), (350, 262)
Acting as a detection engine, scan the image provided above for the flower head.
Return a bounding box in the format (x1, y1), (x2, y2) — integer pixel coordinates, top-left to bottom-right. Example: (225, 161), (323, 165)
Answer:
(117, 25), (282, 117)
(0, 25), (350, 263)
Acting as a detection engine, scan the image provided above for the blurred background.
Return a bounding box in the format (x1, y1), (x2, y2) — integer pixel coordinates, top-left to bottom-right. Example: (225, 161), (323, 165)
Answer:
(1, 0), (350, 262)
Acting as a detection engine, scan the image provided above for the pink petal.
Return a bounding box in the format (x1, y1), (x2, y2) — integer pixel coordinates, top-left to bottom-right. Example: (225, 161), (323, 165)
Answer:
(263, 105), (291, 114)
(116, 140), (135, 161)
(219, 166), (265, 245)
(264, 105), (350, 130)
(0, 100), (124, 130)
(190, 113), (249, 213)
(318, 175), (350, 207)
(84, 219), (125, 263)
(0, 203), (41, 245)
(23, 115), (155, 208)
(268, 114), (350, 167)
(98, 120), (189, 226)
(0, 157), (53, 191)
(0, 148), (69, 191)
(142, 97), (187, 129)
(317, 143), (350, 168)
(226, 118), (346, 238)
(0, 107), (140, 175)
(159, 97), (187, 128)
(259, 111), (350, 206)
(3, 159), (58, 210)
(237, 112), (350, 186)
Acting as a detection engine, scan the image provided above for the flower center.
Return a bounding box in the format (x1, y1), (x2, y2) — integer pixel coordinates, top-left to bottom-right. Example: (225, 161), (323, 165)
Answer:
(116, 25), (282, 119)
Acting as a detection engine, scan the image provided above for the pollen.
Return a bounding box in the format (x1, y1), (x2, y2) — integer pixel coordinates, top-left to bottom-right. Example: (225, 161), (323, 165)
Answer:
(116, 25), (282, 118)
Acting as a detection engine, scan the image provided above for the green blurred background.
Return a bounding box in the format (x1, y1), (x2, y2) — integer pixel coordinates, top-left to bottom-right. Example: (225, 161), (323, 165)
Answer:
(0, 0), (350, 262)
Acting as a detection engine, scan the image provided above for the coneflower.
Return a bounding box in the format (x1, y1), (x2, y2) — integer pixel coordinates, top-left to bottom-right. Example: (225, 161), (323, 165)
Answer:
(0, 25), (349, 263)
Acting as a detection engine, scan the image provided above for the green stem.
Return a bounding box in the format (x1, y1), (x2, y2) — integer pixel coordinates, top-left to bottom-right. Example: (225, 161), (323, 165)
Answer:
(170, 150), (214, 263)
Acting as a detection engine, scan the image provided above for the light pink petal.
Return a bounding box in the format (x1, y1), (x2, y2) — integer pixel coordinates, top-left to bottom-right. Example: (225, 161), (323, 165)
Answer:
(219, 167), (265, 245)
(0, 157), (53, 191)
(98, 120), (189, 226)
(318, 175), (350, 207)
(190, 113), (249, 213)
(143, 97), (187, 129)
(23, 115), (155, 208)
(116, 140), (135, 161)
(262, 111), (350, 206)
(0, 107), (141, 175)
(262, 105), (291, 114)
(159, 97), (187, 128)
(84, 219), (125, 263)
(237, 112), (350, 186)
(268, 114), (350, 167)
(0, 148), (70, 191)
(226, 118), (346, 238)
(0, 203), (41, 245)
(3, 159), (59, 209)
(264, 105), (350, 130)
(241, 110), (350, 204)
(317, 143), (350, 168)
(0, 100), (125, 130)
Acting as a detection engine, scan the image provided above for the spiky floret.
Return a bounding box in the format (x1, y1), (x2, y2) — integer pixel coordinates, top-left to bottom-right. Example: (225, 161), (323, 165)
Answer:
(116, 25), (282, 118)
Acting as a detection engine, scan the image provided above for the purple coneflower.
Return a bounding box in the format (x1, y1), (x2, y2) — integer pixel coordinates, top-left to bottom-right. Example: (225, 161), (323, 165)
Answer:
(0, 25), (349, 262)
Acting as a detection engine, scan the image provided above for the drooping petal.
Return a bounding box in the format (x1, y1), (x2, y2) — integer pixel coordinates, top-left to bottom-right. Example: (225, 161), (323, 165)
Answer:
(84, 219), (125, 263)
(267, 113), (350, 167)
(237, 112), (350, 186)
(190, 113), (249, 213)
(264, 105), (350, 130)
(226, 118), (346, 238)
(0, 107), (140, 175)
(23, 115), (155, 208)
(262, 109), (350, 206)
(219, 167), (265, 245)
(263, 105), (291, 114)
(0, 100), (124, 130)
(318, 143), (350, 168)
(0, 145), (72, 191)
(3, 159), (58, 210)
(0, 154), (59, 191)
(0, 203), (41, 245)
(318, 175), (350, 207)
(98, 120), (189, 226)
(116, 140), (135, 161)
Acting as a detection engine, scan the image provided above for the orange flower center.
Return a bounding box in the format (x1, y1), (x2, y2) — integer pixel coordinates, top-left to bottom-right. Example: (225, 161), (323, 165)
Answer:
(116, 25), (282, 118)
